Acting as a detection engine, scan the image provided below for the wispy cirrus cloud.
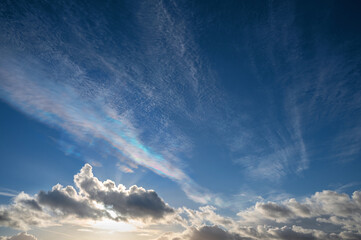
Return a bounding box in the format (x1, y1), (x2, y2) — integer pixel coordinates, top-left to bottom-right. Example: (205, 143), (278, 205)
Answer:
(229, 0), (361, 182)
(0, 55), (216, 203)
(0, 0), (221, 204)
(0, 59), (181, 181)
(0, 188), (18, 197)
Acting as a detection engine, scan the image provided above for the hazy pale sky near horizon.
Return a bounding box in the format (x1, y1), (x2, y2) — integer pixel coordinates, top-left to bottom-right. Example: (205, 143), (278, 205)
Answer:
(1, 1), (361, 240)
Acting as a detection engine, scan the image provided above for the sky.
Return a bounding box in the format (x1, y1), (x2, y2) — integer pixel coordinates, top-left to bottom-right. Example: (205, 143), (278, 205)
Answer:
(1, 0), (361, 239)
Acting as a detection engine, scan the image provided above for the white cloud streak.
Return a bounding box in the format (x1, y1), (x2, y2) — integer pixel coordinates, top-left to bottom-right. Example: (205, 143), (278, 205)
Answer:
(0, 0), (221, 205)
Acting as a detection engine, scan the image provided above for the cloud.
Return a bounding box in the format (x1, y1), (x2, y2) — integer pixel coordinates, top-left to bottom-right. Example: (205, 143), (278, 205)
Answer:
(0, 192), (17, 197)
(0, 49), (218, 205)
(0, 0), (222, 205)
(116, 163), (134, 173)
(0, 232), (37, 240)
(0, 188), (19, 198)
(1, 166), (361, 240)
(15, 194), (42, 212)
(74, 164), (174, 220)
(0, 164), (175, 231)
(233, 190), (361, 239)
(189, 226), (252, 240)
(238, 190), (361, 231)
(0, 64), (186, 182)
(230, 0), (361, 183)
(0, 193), (52, 230)
(182, 206), (235, 229)
(157, 225), (324, 240)
(156, 189), (361, 240)
(37, 184), (105, 220)
(155, 225), (252, 240)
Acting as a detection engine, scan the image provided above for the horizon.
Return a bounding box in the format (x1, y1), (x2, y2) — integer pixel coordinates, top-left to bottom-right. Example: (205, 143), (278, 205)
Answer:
(1, 1), (361, 240)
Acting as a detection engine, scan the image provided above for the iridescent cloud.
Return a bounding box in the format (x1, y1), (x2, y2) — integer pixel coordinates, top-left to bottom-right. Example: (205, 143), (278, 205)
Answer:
(0, 56), (211, 203)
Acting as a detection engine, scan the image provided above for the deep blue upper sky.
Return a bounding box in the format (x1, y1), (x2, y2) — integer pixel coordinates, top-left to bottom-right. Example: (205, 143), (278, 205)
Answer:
(1, 0), (361, 215)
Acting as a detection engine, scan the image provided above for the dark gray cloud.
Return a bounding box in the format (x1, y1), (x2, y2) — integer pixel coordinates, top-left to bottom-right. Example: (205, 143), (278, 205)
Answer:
(256, 202), (293, 219)
(0, 210), (18, 228)
(0, 164), (175, 230)
(37, 184), (105, 219)
(74, 164), (174, 220)
(190, 226), (252, 240)
(17, 199), (42, 212)
(266, 226), (317, 240)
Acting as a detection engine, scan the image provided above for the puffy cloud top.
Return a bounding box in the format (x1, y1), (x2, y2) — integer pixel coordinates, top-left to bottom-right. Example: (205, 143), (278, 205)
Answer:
(74, 164), (174, 220)
(0, 164), (174, 231)
(1, 164), (361, 240)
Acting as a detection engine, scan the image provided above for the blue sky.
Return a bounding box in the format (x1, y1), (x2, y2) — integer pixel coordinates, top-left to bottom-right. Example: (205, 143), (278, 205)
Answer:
(1, 1), (361, 239)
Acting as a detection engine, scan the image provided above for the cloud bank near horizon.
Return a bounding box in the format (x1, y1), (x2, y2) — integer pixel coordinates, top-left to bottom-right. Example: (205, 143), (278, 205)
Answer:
(1, 164), (361, 240)
(0, 232), (37, 240)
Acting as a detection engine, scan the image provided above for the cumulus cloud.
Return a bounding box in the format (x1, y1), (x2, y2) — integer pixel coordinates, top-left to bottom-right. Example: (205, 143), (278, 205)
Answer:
(157, 223), (361, 240)
(210, 189), (361, 240)
(1, 164), (361, 240)
(37, 184), (105, 220)
(155, 225), (251, 240)
(0, 164), (174, 231)
(0, 232), (37, 240)
(190, 226), (252, 240)
(74, 164), (174, 220)
(157, 189), (361, 240)
(238, 190), (361, 234)
(182, 206), (235, 229)
(0, 193), (52, 230)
